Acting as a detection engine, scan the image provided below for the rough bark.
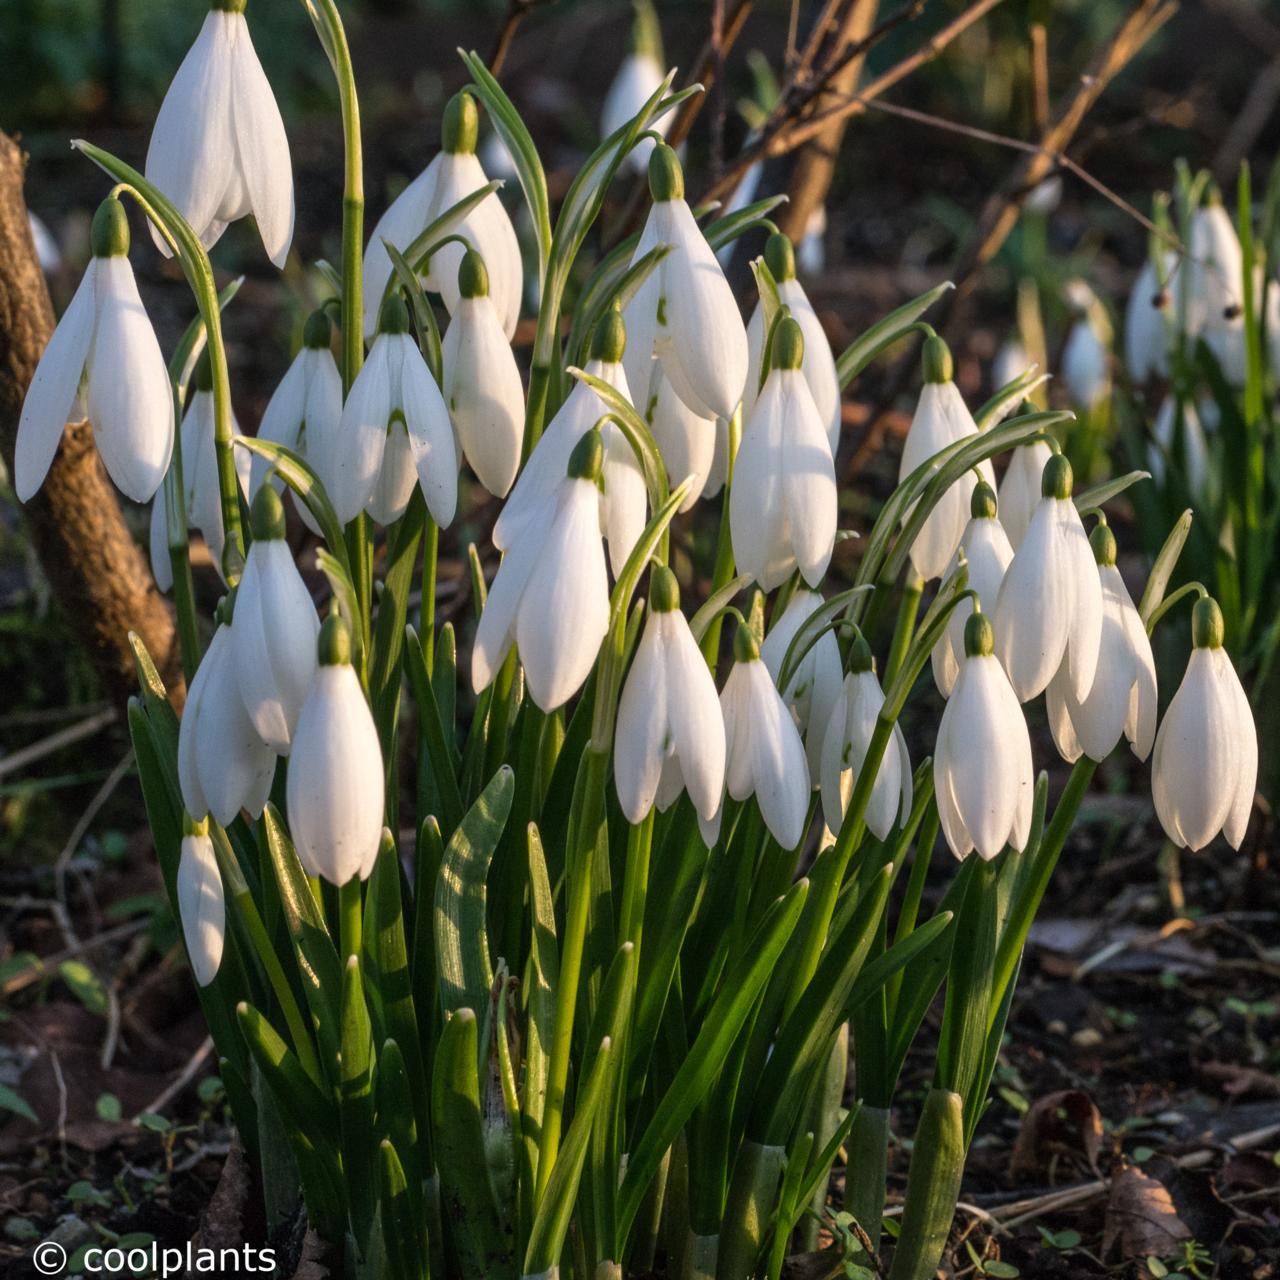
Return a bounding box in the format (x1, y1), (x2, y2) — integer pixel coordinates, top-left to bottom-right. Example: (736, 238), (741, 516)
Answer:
(0, 130), (183, 707)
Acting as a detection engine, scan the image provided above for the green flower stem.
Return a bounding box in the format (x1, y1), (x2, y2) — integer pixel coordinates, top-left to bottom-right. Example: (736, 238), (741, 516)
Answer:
(339, 873), (363, 963)
(163, 375), (199, 682)
(422, 514), (439, 671)
(535, 743), (610, 1205)
(883, 570), (924, 688)
(619, 807), (654, 951)
(523, 362), (554, 460)
(700, 410), (742, 668)
(76, 151), (244, 580)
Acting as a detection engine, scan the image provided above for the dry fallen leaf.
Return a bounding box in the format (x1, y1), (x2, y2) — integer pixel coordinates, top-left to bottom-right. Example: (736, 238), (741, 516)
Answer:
(1102, 1164), (1192, 1260)
(1010, 1089), (1103, 1179)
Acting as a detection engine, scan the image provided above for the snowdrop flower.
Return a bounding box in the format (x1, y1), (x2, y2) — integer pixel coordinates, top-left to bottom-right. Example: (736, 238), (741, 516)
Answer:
(932, 482), (1014, 697)
(1024, 174), (1063, 216)
(177, 822), (224, 987)
(614, 567), (725, 823)
(329, 293), (457, 527)
(935, 612), (1034, 860)
(28, 212), (60, 274)
(1153, 597), (1256, 850)
(601, 0), (669, 173)
(760, 588), (843, 777)
(898, 336), (995, 581)
(145, 0), (293, 266)
(997, 439), (1054, 551)
(1188, 195), (1243, 331)
(178, 604), (275, 826)
(994, 454), (1102, 703)
(231, 486), (320, 754)
(1046, 523), (1156, 763)
(150, 351), (251, 592)
(362, 92), (521, 340)
(1061, 312), (1110, 410)
(287, 615), (386, 884)
(820, 635), (912, 842)
(1149, 395), (1209, 497)
(623, 145), (749, 422)
(496, 310), (643, 574)
(992, 338), (1030, 391)
(644, 363), (717, 511)
(796, 204), (827, 276)
(442, 250), (525, 500)
(16, 198), (173, 504)
(744, 234), (842, 452)
(717, 622), (811, 850)
(731, 317), (837, 590)
(1124, 255), (1174, 383)
(473, 429), (610, 712)
(249, 308), (342, 534)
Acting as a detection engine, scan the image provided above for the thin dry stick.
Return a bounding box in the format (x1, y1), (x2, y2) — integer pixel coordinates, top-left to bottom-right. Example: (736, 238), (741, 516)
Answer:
(136, 1036), (215, 1120)
(0, 706), (117, 780)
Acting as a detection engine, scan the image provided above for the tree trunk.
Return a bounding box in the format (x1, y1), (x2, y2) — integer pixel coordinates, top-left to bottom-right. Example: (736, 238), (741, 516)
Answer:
(0, 130), (183, 707)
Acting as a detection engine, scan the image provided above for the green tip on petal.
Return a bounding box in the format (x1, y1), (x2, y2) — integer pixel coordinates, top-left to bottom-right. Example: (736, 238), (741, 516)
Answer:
(649, 564), (679, 613)
(378, 291), (411, 336)
(250, 483), (287, 541)
(964, 610), (994, 658)
(443, 91), (479, 155)
(648, 144), (684, 202)
(922, 335), (953, 384)
(211, 0), (248, 12)
(214, 587), (236, 627)
(567, 426), (604, 482)
(182, 811), (210, 837)
(848, 632), (873, 674)
(1192, 596), (1225, 649)
(764, 232), (796, 283)
(771, 316), (805, 371)
(318, 613), (353, 667)
(91, 197), (130, 258)
(1041, 452), (1073, 500)
(970, 480), (997, 520)
(1090, 522), (1117, 567)
(591, 307), (627, 363)
(458, 249), (489, 300)
(733, 620), (760, 664)
(630, 0), (663, 60)
(303, 308), (332, 350)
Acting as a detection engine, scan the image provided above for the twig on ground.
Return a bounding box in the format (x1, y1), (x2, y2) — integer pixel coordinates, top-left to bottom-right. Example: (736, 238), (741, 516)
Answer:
(136, 1036), (216, 1120)
(0, 707), (117, 781)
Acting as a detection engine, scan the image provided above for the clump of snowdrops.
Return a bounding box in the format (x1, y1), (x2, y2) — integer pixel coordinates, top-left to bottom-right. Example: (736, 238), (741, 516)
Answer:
(15, 2), (1259, 1277)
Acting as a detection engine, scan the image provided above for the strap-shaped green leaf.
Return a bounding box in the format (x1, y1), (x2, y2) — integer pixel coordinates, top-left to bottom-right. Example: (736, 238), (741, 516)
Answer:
(404, 625), (465, 837)
(341, 955), (378, 1250)
(378, 1137), (429, 1280)
(836, 280), (954, 388)
(435, 766), (514, 1017)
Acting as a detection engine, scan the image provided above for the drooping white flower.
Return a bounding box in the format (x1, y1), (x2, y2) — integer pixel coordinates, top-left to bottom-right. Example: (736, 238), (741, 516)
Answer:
(326, 293), (457, 527)
(472, 429), (610, 712)
(249, 308), (342, 535)
(744, 233), (841, 453)
(996, 439), (1054, 552)
(1124, 254), (1174, 383)
(992, 338), (1030, 392)
(145, 0), (293, 266)
(1060, 288), (1111, 410)
(1149, 395), (1209, 497)
(601, 0), (669, 173)
(760, 588), (843, 777)
(935, 612), (1034, 860)
(16, 198), (173, 504)
(715, 156), (763, 269)
(495, 310), (644, 575)
(1188, 196), (1243, 333)
(1046, 522), (1157, 763)
(178, 614), (275, 827)
(150, 350), (251, 592)
(28, 211), (61, 274)
(994, 453), (1103, 703)
(716, 622), (811, 850)
(177, 826), (224, 987)
(442, 249), (525, 500)
(623, 144), (749, 422)
(820, 636), (912, 842)
(1152, 597), (1256, 850)
(614, 566), (725, 823)
(898, 337), (996, 581)
(1024, 175), (1063, 216)
(287, 615), (386, 884)
(701, 415), (732, 500)
(643, 362), (716, 512)
(797, 204), (827, 275)
(932, 481), (1014, 697)
(362, 91), (521, 340)
(730, 317), (837, 590)
(231, 486), (320, 755)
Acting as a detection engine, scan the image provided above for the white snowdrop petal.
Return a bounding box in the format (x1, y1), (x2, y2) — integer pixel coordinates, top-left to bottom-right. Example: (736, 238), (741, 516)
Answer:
(933, 699), (974, 860)
(362, 158), (442, 339)
(228, 13), (294, 266)
(646, 365), (716, 512)
(1062, 504), (1103, 701)
(15, 266), (96, 501)
(252, 353), (308, 496)
(366, 423), (417, 525)
(780, 373), (838, 589)
(1221, 652), (1257, 848)
(178, 834), (225, 987)
(399, 343), (458, 528)
(664, 614), (726, 822)
(614, 617), (669, 822)
(780, 278), (841, 452)
(515, 481), (610, 710)
(602, 423), (648, 578)
(331, 341), (393, 523)
(1045, 668), (1083, 763)
(602, 53), (667, 171)
(746, 662), (810, 849)
(730, 376), (789, 589)
(818, 681), (851, 837)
